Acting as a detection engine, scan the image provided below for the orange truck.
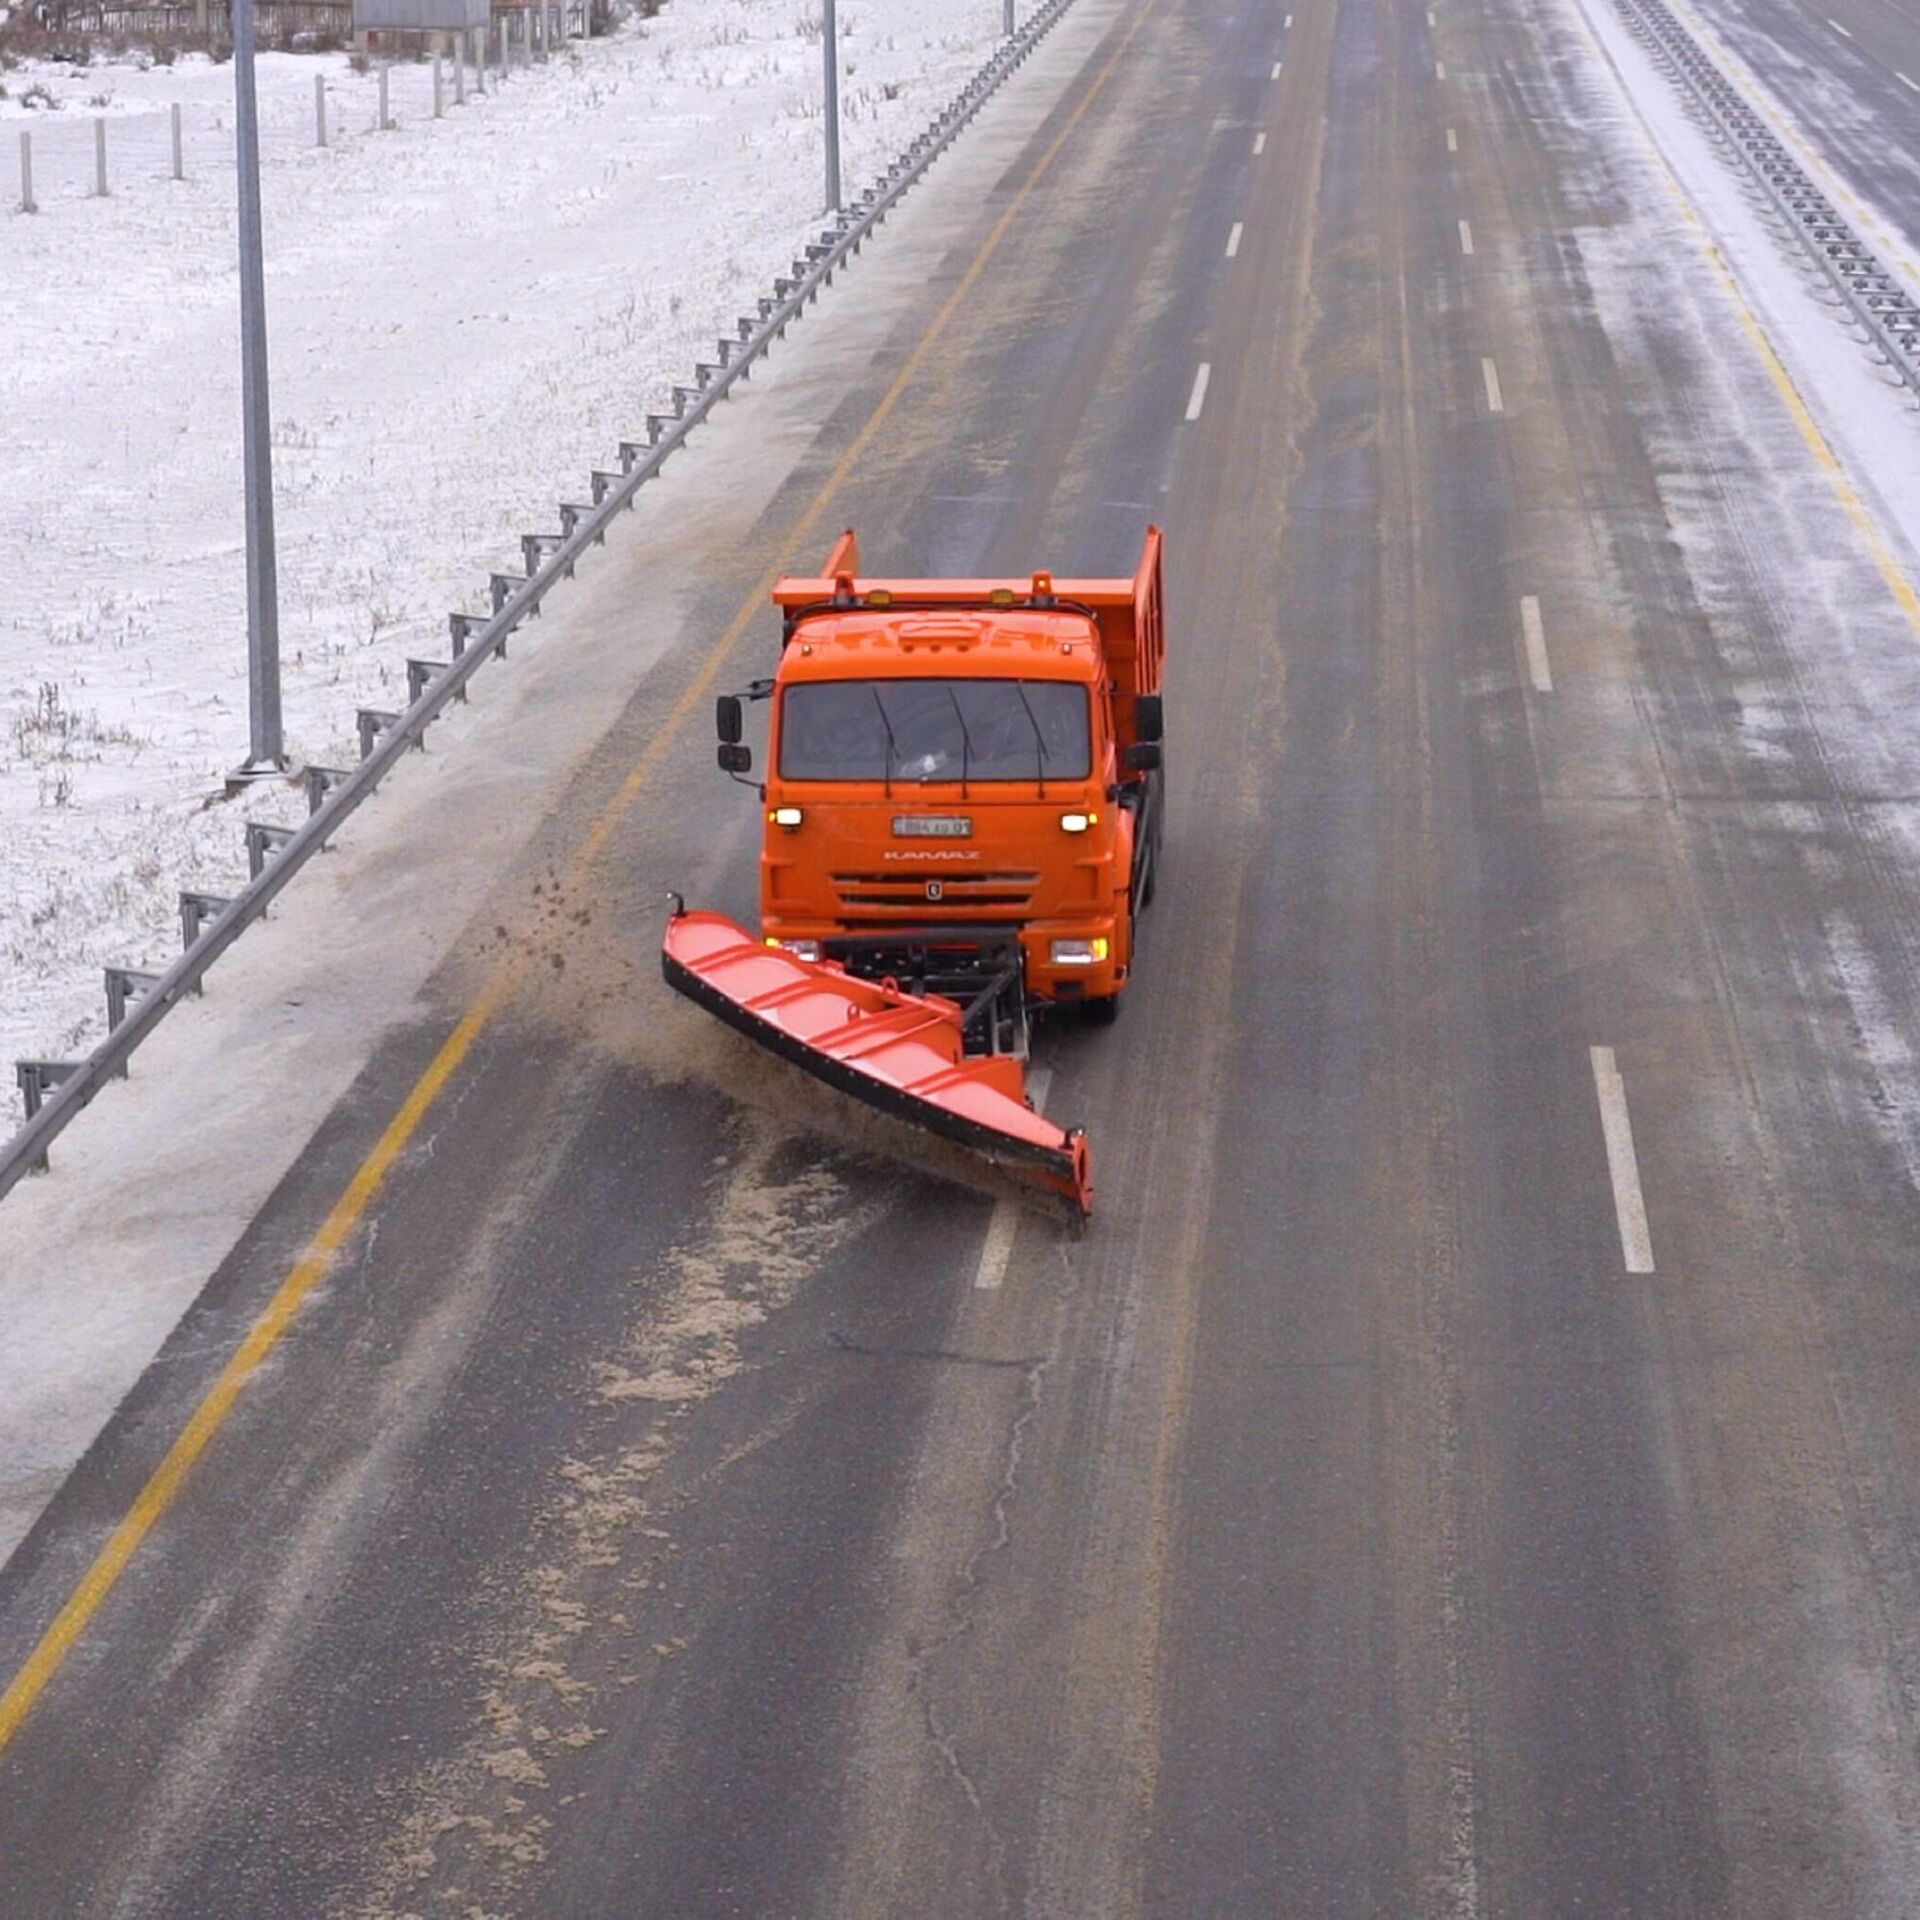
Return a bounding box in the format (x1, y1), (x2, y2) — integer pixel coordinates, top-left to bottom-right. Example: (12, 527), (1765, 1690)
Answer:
(662, 527), (1166, 1218)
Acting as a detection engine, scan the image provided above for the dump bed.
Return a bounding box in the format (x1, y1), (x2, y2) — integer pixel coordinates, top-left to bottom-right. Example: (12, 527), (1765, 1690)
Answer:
(773, 527), (1165, 749)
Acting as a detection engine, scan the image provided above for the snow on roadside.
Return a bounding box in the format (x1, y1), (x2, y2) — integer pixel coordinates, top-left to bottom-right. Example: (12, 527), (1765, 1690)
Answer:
(0, 0), (1013, 1116)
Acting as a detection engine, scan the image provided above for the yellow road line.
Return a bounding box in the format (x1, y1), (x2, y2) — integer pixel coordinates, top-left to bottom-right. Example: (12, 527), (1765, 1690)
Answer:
(0, 0), (1162, 1759)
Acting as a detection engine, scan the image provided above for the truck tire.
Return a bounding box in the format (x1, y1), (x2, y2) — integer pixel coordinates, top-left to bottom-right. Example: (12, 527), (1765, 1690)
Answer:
(1085, 992), (1122, 1027)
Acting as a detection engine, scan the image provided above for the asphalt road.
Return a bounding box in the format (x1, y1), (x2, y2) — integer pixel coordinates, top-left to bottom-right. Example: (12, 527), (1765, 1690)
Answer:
(9, 0), (1920, 1912)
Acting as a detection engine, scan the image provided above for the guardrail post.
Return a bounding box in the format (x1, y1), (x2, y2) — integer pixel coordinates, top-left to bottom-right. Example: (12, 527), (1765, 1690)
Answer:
(15, 1062), (79, 1165)
(104, 968), (161, 1072)
(171, 102), (184, 181)
(472, 26), (486, 94)
(378, 63), (393, 131)
(93, 117), (108, 197)
(18, 130), (34, 215)
(179, 892), (232, 979)
(433, 53), (445, 117)
(453, 44), (466, 104)
(315, 73), (328, 149)
(409, 657), (461, 705)
(357, 707), (403, 758)
(245, 820), (296, 880)
(303, 764), (352, 814)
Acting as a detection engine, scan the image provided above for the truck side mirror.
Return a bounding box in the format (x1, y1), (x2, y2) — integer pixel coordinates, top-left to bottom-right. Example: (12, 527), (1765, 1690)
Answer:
(718, 742), (753, 775)
(1134, 694), (1164, 743)
(716, 694), (744, 745)
(1124, 741), (1161, 774)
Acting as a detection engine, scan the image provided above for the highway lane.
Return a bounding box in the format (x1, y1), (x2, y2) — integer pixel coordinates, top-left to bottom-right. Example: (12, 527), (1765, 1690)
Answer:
(11, 0), (1920, 1910)
(1683, 0), (1920, 261)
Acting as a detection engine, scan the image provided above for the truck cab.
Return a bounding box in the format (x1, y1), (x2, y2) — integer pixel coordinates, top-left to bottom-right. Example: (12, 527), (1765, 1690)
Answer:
(716, 530), (1165, 1047)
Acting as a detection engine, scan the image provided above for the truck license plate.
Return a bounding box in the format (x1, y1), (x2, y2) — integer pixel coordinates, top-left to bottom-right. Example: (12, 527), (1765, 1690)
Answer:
(892, 815), (972, 838)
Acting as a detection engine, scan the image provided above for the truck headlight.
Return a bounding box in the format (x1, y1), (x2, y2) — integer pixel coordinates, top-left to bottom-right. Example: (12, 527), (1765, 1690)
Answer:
(769, 806), (803, 829)
(1049, 937), (1109, 965)
(1059, 811), (1097, 833)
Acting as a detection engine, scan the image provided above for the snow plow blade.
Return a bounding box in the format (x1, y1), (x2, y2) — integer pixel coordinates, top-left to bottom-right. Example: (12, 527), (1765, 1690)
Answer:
(662, 907), (1092, 1219)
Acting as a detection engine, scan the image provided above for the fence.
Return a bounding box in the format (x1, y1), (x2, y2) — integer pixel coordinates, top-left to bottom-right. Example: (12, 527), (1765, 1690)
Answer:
(11, 5), (579, 210)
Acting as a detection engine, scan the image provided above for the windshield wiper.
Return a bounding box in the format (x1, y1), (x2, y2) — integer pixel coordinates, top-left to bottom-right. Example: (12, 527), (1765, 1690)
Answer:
(869, 685), (899, 797)
(1013, 682), (1049, 797)
(944, 686), (975, 798)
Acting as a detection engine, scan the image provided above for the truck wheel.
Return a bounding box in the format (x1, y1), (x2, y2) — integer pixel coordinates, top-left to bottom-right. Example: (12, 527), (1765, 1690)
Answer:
(1085, 993), (1121, 1027)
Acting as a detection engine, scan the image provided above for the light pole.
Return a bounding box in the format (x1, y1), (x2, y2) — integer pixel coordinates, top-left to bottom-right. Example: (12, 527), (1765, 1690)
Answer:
(232, 0), (284, 771)
(822, 0), (841, 212)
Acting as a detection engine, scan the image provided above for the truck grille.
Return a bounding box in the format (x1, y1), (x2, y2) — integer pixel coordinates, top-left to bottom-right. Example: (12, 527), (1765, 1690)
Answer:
(830, 870), (1038, 913)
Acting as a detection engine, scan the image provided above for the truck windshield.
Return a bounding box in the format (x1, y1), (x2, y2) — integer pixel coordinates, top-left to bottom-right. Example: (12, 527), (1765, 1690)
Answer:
(779, 679), (1092, 783)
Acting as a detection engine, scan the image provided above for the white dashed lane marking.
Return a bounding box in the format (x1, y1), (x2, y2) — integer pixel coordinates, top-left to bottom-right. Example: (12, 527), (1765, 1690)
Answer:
(1590, 1049), (1656, 1274)
(1186, 363), (1213, 422)
(1519, 594), (1553, 691)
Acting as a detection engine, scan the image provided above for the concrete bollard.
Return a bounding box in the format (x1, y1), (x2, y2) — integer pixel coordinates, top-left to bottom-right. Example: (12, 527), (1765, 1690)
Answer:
(93, 116), (107, 196)
(315, 73), (328, 147)
(433, 53), (444, 116)
(18, 129), (35, 214)
(170, 100), (183, 180)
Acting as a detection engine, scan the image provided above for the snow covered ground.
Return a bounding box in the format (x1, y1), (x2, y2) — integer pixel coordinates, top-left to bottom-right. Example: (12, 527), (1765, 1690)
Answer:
(0, 0), (1016, 1117)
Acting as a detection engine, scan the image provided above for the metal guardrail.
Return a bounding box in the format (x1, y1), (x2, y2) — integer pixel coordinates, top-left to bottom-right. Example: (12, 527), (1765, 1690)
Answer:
(1616, 0), (1920, 394)
(0, 0), (1076, 1204)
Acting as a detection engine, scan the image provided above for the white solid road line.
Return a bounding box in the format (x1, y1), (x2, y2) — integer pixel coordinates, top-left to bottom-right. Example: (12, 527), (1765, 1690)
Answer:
(1254, 131), (1268, 154)
(1828, 16), (1853, 36)
(1900, 69), (1920, 91)
(1186, 362), (1213, 421)
(1227, 221), (1244, 257)
(1520, 593), (1553, 691)
(1447, 126), (1459, 150)
(1481, 356), (1504, 412)
(974, 1068), (1052, 1290)
(1590, 1048), (1656, 1274)
(1458, 217), (1475, 255)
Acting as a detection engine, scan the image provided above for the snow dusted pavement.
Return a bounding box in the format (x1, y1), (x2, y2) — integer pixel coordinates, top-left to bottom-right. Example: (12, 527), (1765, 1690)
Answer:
(1, 0), (1019, 1112)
